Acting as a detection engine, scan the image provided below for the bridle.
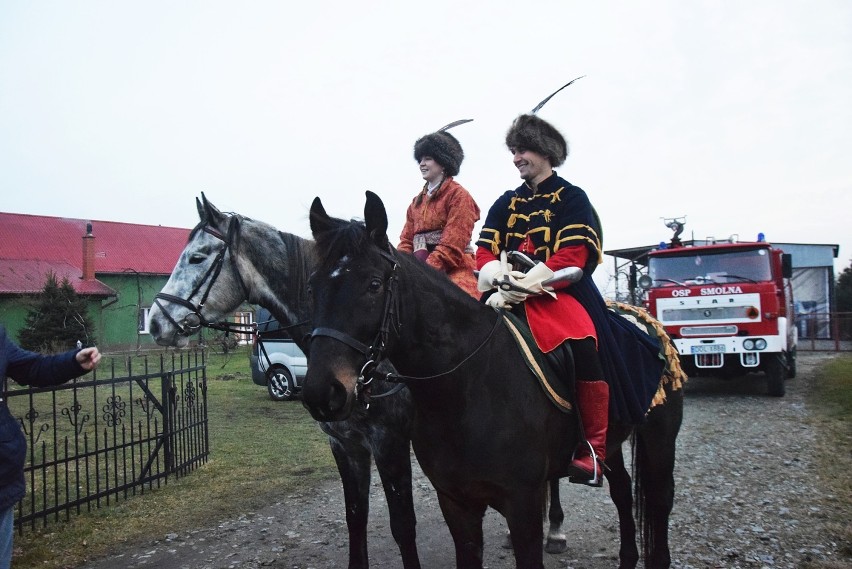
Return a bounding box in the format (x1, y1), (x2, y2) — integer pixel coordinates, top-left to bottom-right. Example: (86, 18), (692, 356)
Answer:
(310, 246), (400, 404)
(309, 246), (502, 403)
(154, 216), (254, 337)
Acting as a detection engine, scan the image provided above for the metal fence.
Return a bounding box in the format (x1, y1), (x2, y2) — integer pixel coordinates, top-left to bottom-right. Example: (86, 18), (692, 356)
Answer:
(3, 351), (209, 533)
(797, 312), (852, 352)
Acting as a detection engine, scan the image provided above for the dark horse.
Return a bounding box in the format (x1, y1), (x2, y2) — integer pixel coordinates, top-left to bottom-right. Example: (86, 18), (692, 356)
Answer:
(302, 192), (684, 569)
(147, 195), (422, 569)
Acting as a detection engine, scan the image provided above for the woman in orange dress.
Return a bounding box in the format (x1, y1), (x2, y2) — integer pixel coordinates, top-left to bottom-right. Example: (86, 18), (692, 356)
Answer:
(397, 127), (481, 298)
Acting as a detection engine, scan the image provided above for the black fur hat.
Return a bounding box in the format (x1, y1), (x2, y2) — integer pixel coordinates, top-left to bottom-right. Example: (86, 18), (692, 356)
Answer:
(413, 131), (464, 177)
(505, 114), (568, 167)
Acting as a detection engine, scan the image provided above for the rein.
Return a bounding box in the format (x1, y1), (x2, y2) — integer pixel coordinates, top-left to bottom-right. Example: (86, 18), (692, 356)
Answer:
(310, 246), (502, 389)
(253, 317), (314, 387)
(382, 316), (501, 383)
(154, 218), (253, 336)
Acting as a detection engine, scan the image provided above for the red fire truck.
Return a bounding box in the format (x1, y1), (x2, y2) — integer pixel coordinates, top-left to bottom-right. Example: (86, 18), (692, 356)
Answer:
(638, 231), (797, 396)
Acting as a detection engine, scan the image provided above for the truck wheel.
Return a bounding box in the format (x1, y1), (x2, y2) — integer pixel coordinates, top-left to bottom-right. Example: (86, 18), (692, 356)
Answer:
(267, 365), (296, 401)
(766, 353), (786, 397)
(786, 348), (797, 379)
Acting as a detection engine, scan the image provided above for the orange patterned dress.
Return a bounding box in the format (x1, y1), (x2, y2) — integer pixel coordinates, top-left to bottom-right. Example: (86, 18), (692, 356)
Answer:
(398, 177), (481, 298)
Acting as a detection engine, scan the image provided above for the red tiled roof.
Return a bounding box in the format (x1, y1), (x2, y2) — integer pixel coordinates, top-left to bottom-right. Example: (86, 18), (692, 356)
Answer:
(0, 259), (115, 296)
(0, 212), (192, 295)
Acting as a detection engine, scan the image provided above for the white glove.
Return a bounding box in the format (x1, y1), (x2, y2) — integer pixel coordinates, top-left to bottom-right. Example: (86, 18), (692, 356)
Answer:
(477, 260), (502, 292)
(485, 291), (509, 309)
(479, 253), (526, 303)
(499, 271), (529, 304)
(514, 262), (557, 298)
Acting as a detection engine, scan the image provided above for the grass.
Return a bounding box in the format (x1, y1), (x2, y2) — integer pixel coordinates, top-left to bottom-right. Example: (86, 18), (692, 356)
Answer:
(808, 354), (852, 421)
(11, 346), (337, 569)
(805, 354), (852, 566)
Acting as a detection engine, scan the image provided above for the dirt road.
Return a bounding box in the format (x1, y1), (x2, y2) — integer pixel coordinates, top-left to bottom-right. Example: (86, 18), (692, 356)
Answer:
(80, 352), (849, 568)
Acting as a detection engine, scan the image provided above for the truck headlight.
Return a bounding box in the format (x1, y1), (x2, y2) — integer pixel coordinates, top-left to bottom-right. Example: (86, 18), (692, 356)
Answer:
(743, 338), (767, 350)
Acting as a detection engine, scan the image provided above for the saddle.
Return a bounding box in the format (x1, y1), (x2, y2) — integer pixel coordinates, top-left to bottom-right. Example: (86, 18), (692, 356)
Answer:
(501, 310), (574, 413)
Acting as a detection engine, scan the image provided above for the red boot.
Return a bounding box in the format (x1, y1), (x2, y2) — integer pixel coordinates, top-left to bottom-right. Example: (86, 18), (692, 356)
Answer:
(569, 380), (609, 487)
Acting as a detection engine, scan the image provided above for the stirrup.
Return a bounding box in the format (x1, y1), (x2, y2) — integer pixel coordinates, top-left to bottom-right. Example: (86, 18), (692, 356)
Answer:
(569, 440), (603, 487)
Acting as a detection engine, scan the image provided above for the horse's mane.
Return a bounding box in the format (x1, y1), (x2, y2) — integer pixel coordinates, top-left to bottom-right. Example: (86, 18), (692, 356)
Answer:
(231, 215), (317, 312)
(275, 230), (316, 309)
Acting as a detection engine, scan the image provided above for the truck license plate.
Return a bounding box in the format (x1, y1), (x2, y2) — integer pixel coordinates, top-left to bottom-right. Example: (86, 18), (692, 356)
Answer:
(691, 344), (725, 354)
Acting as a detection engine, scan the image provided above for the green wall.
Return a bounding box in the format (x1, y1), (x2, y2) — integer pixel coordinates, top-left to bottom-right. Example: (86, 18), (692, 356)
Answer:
(0, 298), (36, 342)
(98, 273), (170, 350)
(2, 273), (252, 351)
(0, 295), (102, 347)
(0, 273), (170, 351)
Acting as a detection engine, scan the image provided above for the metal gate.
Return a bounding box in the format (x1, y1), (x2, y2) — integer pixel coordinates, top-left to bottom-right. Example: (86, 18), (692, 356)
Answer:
(3, 351), (209, 532)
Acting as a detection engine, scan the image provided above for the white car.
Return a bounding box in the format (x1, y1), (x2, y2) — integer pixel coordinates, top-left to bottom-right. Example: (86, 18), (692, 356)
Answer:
(249, 309), (307, 401)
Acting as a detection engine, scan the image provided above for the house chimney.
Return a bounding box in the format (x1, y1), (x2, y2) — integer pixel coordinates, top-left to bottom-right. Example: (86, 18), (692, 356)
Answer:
(82, 222), (95, 280)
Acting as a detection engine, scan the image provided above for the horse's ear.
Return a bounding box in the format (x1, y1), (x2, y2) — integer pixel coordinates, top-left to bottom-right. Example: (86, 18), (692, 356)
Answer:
(201, 194), (227, 231)
(364, 191), (389, 246)
(309, 197), (332, 237)
(196, 196), (206, 222)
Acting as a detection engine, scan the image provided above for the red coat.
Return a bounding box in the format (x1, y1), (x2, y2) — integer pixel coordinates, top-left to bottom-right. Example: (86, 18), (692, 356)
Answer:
(476, 246), (596, 352)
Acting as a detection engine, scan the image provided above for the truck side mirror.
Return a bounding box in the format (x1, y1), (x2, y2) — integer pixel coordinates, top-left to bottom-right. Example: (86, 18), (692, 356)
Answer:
(781, 253), (793, 279)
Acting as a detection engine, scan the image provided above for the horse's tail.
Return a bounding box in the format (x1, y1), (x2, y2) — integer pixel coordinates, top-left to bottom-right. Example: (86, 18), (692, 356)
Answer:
(632, 378), (682, 564)
(631, 431), (653, 561)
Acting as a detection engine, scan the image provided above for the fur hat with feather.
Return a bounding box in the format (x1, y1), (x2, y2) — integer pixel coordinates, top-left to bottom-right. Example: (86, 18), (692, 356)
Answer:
(413, 130), (464, 177)
(505, 114), (568, 168)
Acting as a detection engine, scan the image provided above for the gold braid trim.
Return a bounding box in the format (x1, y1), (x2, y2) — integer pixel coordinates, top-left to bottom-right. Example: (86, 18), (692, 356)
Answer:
(502, 315), (572, 412)
(478, 228), (501, 256)
(606, 301), (688, 410)
(554, 224), (603, 265)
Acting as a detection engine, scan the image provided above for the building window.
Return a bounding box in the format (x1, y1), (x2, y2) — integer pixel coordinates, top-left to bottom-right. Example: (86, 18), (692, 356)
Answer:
(138, 307), (151, 334)
(234, 311), (254, 345)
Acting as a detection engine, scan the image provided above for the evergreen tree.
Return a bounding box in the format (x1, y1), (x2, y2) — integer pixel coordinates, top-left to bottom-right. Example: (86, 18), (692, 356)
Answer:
(18, 272), (97, 352)
(837, 259), (852, 312)
(837, 259), (852, 340)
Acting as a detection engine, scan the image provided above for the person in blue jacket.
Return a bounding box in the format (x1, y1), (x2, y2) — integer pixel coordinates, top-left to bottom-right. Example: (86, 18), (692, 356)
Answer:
(0, 325), (101, 569)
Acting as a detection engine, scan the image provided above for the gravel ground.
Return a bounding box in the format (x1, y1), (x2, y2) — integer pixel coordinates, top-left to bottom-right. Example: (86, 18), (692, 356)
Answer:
(80, 352), (850, 569)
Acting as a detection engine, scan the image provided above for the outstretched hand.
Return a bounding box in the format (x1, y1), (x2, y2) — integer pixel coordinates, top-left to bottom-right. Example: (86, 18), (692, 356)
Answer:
(76, 347), (102, 371)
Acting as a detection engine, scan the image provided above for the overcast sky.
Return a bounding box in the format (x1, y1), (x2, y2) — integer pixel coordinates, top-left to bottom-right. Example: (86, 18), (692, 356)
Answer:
(1, 1), (850, 295)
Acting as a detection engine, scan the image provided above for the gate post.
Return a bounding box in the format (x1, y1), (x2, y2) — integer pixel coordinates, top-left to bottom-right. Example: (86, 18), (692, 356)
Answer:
(161, 371), (175, 470)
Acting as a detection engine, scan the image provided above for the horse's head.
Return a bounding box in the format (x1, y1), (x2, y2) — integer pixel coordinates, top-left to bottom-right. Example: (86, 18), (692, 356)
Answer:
(147, 193), (251, 347)
(301, 191), (398, 421)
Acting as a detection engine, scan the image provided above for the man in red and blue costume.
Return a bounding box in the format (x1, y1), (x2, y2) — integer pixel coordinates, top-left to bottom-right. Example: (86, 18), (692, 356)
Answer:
(476, 114), (663, 486)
